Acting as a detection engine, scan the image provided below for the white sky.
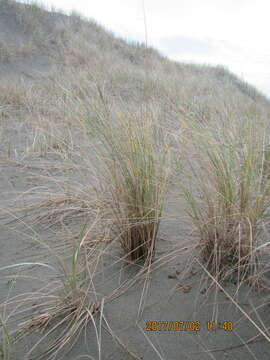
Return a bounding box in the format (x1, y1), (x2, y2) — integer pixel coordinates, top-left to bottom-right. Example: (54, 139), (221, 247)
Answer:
(21, 0), (270, 97)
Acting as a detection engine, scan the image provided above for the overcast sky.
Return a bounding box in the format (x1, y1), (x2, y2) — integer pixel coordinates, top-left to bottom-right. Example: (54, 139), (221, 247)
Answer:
(21, 0), (270, 97)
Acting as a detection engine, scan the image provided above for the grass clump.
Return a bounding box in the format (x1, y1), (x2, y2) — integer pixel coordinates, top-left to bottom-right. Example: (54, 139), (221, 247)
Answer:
(74, 88), (170, 264)
(107, 111), (169, 264)
(181, 116), (270, 278)
(0, 216), (104, 360)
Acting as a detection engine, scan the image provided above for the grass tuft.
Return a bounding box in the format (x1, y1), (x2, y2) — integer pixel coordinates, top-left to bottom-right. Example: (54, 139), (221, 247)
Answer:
(181, 117), (270, 278)
(75, 88), (170, 264)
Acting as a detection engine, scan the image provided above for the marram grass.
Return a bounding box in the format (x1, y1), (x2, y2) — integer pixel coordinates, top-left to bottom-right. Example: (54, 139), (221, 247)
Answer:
(76, 90), (170, 264)
(181, 117), (270, 277)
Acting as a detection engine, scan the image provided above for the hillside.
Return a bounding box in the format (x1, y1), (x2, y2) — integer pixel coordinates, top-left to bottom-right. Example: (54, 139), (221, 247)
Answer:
(1, 0), (269, 107)
(0, 1), (270, 359)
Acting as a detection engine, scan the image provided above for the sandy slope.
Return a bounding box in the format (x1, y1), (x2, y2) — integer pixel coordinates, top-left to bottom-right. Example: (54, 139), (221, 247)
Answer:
(0, 1), (270, 359)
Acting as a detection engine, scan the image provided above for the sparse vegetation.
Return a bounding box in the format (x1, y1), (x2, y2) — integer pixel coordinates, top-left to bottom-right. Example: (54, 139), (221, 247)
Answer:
(0, 0), (270, 359)
(13, 1), (44, 34)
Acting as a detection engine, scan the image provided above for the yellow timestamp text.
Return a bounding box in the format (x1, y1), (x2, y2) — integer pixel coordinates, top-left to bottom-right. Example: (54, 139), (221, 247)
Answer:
(145, 321), (234, 332)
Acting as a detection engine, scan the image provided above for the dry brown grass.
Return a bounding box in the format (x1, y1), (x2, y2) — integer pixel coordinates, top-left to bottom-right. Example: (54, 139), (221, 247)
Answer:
(1, 1), (270, 359)
(179, 114), (270, 281)
(68, 84), (171, 264)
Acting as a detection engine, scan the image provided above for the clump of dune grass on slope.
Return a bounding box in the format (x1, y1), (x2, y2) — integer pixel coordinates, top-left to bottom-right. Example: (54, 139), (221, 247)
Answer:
(69, 85), (171, 264)
(0, 213), (105, 360)
(181, 114), (270, 279)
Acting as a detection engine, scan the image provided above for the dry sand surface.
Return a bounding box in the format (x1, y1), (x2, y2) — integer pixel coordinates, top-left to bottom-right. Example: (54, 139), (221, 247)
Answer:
(0, 1), (270, 359)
